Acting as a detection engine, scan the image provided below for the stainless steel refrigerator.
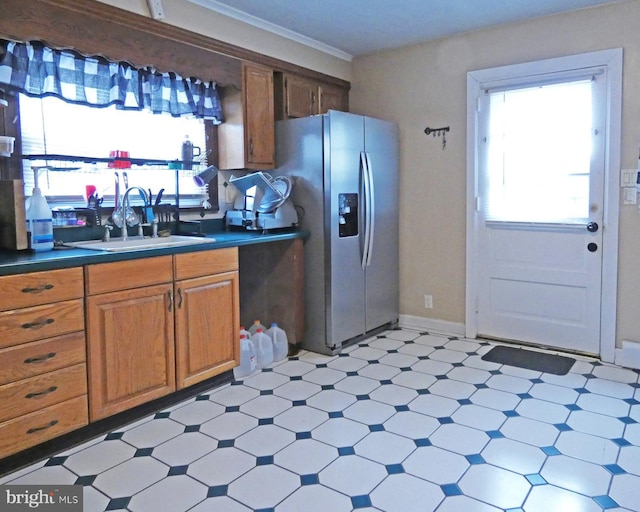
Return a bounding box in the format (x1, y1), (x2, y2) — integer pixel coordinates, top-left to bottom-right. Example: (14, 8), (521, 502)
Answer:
(274, 110), (399, 355)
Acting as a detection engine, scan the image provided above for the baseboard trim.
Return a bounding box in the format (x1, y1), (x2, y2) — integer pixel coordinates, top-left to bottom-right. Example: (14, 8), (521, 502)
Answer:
(614, 340), (640, 371)
(399, 315), (466, 337)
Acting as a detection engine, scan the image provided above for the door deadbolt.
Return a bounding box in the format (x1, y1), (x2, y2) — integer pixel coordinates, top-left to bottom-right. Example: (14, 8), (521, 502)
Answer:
(587, 222), (599, 233)
(587, 242), (598, 252)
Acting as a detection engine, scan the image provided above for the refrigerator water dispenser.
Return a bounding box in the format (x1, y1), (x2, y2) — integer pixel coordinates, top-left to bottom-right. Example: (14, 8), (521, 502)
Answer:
(339, 193), (358, 237)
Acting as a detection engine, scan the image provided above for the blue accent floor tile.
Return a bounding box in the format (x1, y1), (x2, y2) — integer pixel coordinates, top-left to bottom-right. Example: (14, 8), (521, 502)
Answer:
(487, 430), (504, 439)
(612, 438), (632, 447)
(292, 400), (306, 407)
(106, 497), (131, 510)
(168, 465), (189, 476)
(593, 495), (619, 509)
(554, 423), (573, 432)
(542, 446), (562, 456)
(564, 403), (582, 411)
(503, 410), (520, 417)
(351, 495), (372, 508)
(458, 398), (472, 405)
(618, 416), (638, 425)
(386, 464), (404, 474)
(466, 454), (486, 465)
(207, 485), (228, 498)
(184, 424), (200, 433)
(604, 464), (626, 475)
(329, 411), (344, 418)
(438, 417), (454, 424)
(256, 456), (274, 466)
(218, 439), (234, 448)
(415, 438), (432, 447)
(395, 405), (410, 412)
(369, 424), (385, 432)
(296, 431), (312, 440)
(258, 418), (274, 425)
(104, 432), (123, 441)
(441, 483), (463, 496)
(300, 474), (319, 486)
(338, 446), (355, 456)
(154, 411), (171, 419)
(525, 473), (547, 485)
(44, 456), (67, 466)
(134, 447), (153, 457)
(356, 394), (370, 400)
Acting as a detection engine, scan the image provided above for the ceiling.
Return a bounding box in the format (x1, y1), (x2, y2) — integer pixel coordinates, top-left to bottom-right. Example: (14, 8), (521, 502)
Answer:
(188, 0), (623, 60)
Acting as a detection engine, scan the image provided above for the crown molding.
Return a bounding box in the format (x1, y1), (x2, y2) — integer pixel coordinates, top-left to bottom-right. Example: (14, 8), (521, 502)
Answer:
(187, 0), (353, 62)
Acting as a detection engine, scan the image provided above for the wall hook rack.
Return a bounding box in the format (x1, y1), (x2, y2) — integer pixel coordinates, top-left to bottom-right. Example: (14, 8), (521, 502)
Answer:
(424, 126), (450, 150)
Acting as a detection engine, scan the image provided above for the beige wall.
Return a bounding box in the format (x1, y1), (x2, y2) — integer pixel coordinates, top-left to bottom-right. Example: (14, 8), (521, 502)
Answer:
(97, 0), (352, 81)
(350, 0), (640, 347)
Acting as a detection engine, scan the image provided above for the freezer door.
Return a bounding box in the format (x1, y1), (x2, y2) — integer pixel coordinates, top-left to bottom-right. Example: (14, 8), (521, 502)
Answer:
(326, 111), (367, 343)
(364, 116), (399, 331)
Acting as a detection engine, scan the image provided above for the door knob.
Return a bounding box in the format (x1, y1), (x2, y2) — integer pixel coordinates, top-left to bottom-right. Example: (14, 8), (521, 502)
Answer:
(587, 222), (599, 233)
(587, 243), (598, 252)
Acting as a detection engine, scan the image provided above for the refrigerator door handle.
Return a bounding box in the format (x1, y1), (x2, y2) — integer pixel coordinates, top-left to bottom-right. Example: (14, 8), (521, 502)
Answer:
(364, 152), (376, 267)
(360, 151), (372, 269)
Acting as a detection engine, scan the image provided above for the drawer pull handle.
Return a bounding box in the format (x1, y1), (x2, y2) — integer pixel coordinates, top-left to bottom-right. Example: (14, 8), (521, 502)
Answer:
(27, 419), (58, 434)
(25, 386), (58, 399)
(21, 318), (55, 330)
(168, 290), (174, 312)
(24, 352), (57, 364)
(21, 284), (54, 294)
(177, 288), (183, 309)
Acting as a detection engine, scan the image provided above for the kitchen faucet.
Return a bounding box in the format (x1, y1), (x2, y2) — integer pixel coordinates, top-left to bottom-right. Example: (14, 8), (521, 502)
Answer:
(120, 186), (149, 241)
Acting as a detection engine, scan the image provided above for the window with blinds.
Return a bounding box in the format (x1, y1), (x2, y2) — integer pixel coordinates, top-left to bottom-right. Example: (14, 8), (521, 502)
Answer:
(20, 94), (209, 206)
(481, 77), (595, 223)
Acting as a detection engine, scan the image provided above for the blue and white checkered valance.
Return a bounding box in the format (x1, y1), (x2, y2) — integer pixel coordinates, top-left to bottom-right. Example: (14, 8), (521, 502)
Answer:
(0, 40), (223, 122)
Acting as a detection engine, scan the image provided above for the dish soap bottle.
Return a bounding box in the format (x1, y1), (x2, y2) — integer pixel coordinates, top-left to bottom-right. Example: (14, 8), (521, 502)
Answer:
(25, 167), (54, 252)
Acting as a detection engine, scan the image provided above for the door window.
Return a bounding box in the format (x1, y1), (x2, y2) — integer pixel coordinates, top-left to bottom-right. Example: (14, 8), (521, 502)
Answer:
(482, 78), (596, 223)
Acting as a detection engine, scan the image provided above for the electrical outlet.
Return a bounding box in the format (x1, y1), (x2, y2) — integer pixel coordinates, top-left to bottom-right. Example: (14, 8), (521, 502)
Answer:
(623, 187), (637, 205)
(424, 294), (433, 309)
(146, 0), (165, 20)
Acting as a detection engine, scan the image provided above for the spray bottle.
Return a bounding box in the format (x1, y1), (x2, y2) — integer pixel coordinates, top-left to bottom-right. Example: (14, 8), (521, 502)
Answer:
(25, 167), (54, 252)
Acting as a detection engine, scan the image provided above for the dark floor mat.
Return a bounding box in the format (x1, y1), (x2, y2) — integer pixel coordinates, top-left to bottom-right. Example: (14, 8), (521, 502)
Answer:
(481, 345), (576, 375)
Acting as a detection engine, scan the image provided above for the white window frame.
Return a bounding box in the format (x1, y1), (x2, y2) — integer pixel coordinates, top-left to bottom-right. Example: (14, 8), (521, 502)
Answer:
(466, 49), (622, 363)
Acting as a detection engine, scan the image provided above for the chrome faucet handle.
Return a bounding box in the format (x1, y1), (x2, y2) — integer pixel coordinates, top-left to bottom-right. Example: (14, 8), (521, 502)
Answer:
(102, 225), (113, 242)
(152, 218), (159, 238)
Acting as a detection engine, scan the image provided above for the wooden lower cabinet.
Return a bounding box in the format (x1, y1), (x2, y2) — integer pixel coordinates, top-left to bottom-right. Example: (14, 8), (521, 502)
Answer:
(175, 270), (240, 389)
(85, 248), (239, 420)
(86, 283), (176, 421)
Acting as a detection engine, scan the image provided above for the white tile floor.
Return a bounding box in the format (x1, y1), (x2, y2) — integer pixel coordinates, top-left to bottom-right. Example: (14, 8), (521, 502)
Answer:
(2, 328), (640, 511)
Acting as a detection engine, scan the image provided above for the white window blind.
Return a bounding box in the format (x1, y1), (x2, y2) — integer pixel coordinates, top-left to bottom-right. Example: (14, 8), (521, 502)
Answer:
(482, 78), (594, 223)
(20, 94), (208, 205)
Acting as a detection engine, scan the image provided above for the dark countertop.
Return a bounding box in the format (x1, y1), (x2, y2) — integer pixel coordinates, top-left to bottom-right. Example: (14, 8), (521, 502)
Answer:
(0, 229), (309, 276)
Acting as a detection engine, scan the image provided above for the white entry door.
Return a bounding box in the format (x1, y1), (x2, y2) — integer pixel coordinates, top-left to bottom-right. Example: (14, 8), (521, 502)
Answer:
(466, 51), (621, 356)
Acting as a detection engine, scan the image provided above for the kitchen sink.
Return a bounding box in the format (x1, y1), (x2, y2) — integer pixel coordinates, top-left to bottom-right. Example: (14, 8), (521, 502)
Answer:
(64, 235), (217, 252)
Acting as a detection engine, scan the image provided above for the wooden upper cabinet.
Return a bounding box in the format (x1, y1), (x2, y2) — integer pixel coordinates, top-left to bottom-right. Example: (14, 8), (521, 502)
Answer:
(284, 75), (317, 118)
(218, 63), (275, 170)
(275, 72), (349, 120)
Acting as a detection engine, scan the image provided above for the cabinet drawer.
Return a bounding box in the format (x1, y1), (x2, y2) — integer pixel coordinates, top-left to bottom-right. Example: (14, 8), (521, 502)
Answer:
(0, 395), (88, 459)
(174, 247), (239, 280)
(0, 331), (86, 385)
(85, 255), (173, 295)
(0, 299), (84, 349)
(0, 363), (87, 422)
(0, 268), (84, 312)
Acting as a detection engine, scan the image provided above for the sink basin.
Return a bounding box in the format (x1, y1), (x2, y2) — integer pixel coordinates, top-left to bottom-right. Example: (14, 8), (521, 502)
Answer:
(65, 235), (216, 252)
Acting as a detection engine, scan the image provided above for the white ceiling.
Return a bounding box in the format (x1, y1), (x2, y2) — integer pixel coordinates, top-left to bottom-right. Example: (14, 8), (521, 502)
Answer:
(188, 0), (623, 60)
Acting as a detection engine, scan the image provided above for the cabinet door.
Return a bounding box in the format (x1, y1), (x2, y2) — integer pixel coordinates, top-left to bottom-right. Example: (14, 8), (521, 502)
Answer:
(243, 63), (275, 168)
(175, 271), (239, 389)
(285, 75), (316, 118)
(318, 84), (349, 114)
(86, 284), (175, 421)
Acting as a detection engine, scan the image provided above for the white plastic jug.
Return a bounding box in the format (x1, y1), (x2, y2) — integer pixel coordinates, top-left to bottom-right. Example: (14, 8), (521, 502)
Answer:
(267, 323), (288, 362)
(248, 320), (267, 337)
(235, 335), (257, 379)
(239, 326), (252, 339)
(252, 329), (273, 368)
